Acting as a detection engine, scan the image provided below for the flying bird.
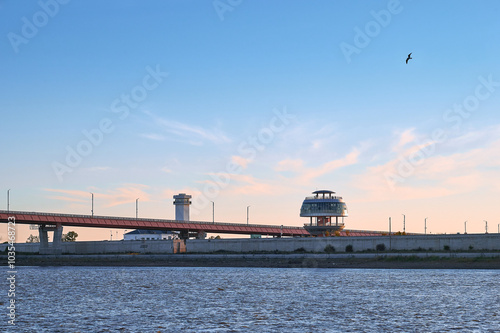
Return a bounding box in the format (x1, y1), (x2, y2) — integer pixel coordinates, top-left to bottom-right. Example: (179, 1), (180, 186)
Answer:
(406, 52), (412, 64)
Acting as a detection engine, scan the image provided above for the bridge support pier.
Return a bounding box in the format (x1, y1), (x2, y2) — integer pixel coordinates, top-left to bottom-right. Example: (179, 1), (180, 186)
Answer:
(39, 223), (63, 255)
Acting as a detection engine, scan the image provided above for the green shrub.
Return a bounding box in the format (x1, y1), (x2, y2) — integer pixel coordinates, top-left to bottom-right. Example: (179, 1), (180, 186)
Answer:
(324, 245), (335, 253)
(345, 245), (353, 252)
(294, 247), (306, 253)
(376, 243), (386, 251)
(443, 245), (450, 251)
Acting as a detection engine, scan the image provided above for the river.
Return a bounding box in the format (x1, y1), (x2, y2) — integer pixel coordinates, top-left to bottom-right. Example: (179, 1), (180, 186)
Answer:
(2, 267), (499, 332)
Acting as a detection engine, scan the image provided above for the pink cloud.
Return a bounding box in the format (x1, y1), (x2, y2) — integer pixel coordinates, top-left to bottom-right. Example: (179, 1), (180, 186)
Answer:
(350, 136), (500, 202)
(44, 184), (151, 208)
(231, 155), (251, 169)
(297, 148), (359, 184)
(392, 128), (416, 152)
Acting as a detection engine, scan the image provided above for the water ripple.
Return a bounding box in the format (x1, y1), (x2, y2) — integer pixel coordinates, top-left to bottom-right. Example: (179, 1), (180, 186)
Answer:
(1, 267), (498, 332)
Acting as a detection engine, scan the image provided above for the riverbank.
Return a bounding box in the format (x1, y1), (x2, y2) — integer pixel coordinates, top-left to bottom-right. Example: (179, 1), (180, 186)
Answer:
(11, 253), (500, 269)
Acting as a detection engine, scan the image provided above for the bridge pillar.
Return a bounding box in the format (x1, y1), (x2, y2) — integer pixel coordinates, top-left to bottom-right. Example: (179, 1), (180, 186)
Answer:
(39, 226), (49, 249)
(38, 224), (63, 255)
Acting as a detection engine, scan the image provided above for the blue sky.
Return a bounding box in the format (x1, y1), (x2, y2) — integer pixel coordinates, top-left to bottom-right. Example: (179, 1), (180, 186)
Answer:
(1, 0), (500, 241)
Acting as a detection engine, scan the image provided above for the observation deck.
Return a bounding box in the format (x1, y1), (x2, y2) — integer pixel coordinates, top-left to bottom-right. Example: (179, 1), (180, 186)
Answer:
(300, 190), (348, 236)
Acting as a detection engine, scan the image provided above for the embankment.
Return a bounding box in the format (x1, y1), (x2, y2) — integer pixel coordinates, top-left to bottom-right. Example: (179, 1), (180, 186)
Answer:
(10, 253), (500, 269)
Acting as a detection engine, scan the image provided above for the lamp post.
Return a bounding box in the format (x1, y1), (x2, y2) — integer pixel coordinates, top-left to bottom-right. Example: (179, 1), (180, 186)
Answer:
(484, 220), (488, 234)
(211, 201), (214, 224)
(136, 198), (139, 219)
(90, 192), (94, 217)
(424, 217), (428, 235)
(402, 214), (405, 233)
(389, 217), (392, 250)
(464, 220), (467, 234)
(246, 206), (250, 225)
(7, 189), (10, 212)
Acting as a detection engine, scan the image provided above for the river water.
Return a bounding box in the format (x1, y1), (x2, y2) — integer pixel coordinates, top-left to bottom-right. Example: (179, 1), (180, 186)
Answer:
(1, 267), (499, 332)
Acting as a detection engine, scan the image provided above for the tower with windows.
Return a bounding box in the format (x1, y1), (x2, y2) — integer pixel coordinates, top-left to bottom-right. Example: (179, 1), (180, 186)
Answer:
(300, 190), (348, 236)
(173, 193), (192, 221)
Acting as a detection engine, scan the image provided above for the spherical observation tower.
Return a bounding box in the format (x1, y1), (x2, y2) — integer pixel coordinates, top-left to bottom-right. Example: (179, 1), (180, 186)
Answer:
(300, 190), (348, 236)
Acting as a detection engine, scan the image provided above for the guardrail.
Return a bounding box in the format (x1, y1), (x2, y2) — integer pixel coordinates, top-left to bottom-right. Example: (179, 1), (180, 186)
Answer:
(303, 196), (344, 200)
(0, 210), (304, 230)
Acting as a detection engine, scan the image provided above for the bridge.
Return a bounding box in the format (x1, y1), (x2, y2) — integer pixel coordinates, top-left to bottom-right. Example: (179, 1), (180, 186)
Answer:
(1, 210), (387, 254)
(0, 210), (309, 236)
(0, 210), (309, 250)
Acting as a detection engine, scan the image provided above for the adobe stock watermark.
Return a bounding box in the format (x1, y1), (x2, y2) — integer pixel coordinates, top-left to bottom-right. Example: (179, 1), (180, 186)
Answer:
(340, 0), (403, 64)
(52, 64), (168, 182)
(385, 74), (499, 189)
(7, 0), (70, 54)
(213, 0), (243, 21)
(6, 217), (17, 326)
(191, 107), (295, 215)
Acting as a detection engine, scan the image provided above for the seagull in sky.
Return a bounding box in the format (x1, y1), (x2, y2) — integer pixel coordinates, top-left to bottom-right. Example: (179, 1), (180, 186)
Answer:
(406, 52), (412, 64)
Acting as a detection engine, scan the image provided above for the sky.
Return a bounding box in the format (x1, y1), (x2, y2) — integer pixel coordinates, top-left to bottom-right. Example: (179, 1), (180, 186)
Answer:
(1, 0), (500, 242)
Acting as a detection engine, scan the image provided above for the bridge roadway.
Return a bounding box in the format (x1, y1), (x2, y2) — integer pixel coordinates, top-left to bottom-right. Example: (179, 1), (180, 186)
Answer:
(0, 210), (310, 237)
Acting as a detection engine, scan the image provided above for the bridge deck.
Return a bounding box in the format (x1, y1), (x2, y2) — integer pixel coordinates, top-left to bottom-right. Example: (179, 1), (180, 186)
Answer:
(0, 210), (309, 237)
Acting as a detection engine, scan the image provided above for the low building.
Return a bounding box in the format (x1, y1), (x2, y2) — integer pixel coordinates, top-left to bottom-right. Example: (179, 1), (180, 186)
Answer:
(123, 230), (179, 241)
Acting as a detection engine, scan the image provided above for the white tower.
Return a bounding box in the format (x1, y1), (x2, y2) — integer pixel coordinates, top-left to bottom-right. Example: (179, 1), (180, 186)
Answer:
(173, 193), (192, 221)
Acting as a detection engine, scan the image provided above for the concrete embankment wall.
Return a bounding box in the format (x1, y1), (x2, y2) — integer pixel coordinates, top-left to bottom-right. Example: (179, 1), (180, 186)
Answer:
(3, 234), (499, 254)
(186, 234), (500, 253)
(2, 239), (178, 254)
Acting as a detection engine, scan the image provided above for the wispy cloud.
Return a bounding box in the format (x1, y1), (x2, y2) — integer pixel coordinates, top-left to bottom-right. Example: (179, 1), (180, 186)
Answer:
(274, 148), (360, 186)
(300, 149), (359, 183)
(275, 159), (304, 172)
(45, 188), (90, 198)
(48, 195), (87, 203)
(44, 184), (151, 208)
(197, 172), (294, 197)
(143, 110), (231, 145)
(140, 133), (166, 141)
(161, 167), (172, 173)
(350, 126), (500, 202)
(392, 128), (416, 152)
(231, 155), (251, 169)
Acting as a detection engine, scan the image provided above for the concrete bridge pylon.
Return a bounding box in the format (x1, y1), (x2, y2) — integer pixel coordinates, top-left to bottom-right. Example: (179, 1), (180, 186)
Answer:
(39, 223), (63, 255)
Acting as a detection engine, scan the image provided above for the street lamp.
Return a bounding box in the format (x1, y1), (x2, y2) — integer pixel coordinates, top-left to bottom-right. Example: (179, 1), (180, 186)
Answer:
(136, 198), (139, 219)
(7, 189), (10, 212)
(402, 214), (405, 233)
(484, 220), (488, 234)
(389, 217), (392, 250)
(90, 192), (94, 217)
(246, 206), (250, 225)
(210, 201), (214, 224)
(424, 217), (428, 235)
(464, 220), (467, 234)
